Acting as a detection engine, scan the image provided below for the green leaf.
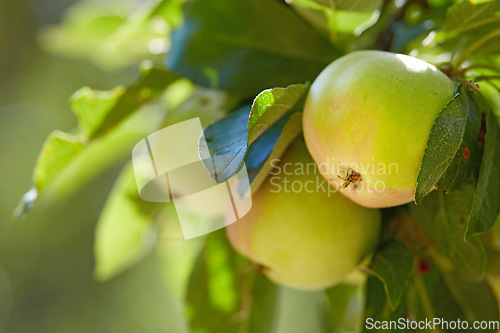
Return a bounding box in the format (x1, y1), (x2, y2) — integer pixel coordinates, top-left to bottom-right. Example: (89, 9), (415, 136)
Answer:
(14, 131), (84, 218)
(412, 258), (498, 331)
(247, 84), (308, 145)
(288, 0), (382, 44)
(70, 87), (124, 138)
(199, 84), (308, 183)
(436, 89), (483, 192)
(167, 0), (340, 97)
(415, 85), (470, 204)
(94, 163), (159, 281)
(186, 238), (279, 333)
(32, 130), (84, 190)
(410, 187), (487, 279)
(151, 0), (188, 28)
(439, 269), (499, 330)
(466, 110), (500, 239)
(38, 0), (179, 69)
(199, 105), (250, 183)
(16, 64), (183, 217)
(70, 65), (180, 139)
(365, 241), (415, 310)
(442, 0), (500, 34)
(429, 271), (467, 325)
(436, 1), (500, 64)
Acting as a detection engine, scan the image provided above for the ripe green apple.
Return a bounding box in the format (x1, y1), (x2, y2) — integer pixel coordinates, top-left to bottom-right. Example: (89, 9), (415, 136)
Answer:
(303, 50), (456, 208)
(226, 138), (381, 290)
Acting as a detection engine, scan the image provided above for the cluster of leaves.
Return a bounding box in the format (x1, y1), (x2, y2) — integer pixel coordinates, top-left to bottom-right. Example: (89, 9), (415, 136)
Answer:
(18, 0), (500, 332)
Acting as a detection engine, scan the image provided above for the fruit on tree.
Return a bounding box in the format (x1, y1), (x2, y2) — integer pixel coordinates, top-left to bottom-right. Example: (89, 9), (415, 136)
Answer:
(226, 138), (381, 290)
(303, 50), (456, 208)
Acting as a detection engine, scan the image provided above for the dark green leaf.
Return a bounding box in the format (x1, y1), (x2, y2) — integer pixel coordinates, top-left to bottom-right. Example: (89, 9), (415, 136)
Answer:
(405, 258), (461, 323)
(415, 85), (469, 204)
(440, 269), (499, 331)
(430, 273), (466, 326)
(437, 89), (483, 192)
(168, 0), (340, 97)
(365, 241), (415, 310)
(70, 65), (180, 139)
(466, 110), (500, 239)
(413, 259), (498, 332)
(410, 187), (487, 279)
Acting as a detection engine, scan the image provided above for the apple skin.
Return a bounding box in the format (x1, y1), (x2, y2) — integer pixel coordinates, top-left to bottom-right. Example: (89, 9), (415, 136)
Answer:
(226, 138), (381, 290)
(303, 50), (456, 208)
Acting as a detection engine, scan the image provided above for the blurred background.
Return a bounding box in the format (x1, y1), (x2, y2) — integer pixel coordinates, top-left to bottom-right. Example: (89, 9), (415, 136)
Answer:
(0, 1), (326, 332)
(0, 0), (191, 332)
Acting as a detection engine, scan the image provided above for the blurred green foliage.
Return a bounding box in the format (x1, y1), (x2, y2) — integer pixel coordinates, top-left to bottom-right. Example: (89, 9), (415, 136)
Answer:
(2, 0), (500, 332)
(0, 0), (187, 332)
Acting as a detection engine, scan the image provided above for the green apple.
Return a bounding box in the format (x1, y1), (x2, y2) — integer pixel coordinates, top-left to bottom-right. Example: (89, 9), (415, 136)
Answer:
(226, 138), (381, 290)
(303, 50), (456, 208)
